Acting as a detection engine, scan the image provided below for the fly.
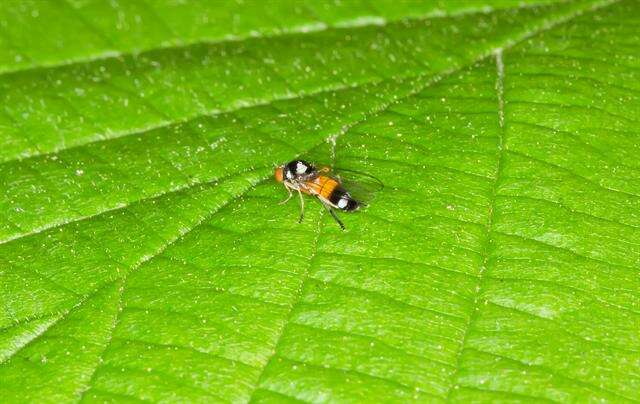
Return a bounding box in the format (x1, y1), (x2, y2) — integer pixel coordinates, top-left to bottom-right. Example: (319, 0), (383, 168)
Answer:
(274, 159), (382, 230)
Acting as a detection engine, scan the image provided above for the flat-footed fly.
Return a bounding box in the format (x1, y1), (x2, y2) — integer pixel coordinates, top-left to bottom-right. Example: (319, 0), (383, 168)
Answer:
(274, 160), (381, 230)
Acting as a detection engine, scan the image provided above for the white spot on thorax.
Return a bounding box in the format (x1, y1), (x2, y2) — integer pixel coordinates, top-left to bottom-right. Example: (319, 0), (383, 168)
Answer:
(296, 162), (307, 174)
(338, 198), (348, 209)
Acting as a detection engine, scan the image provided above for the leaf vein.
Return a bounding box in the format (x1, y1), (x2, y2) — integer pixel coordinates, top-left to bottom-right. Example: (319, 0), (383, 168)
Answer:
(307, 275), (467, 323)
(465, 347), (639, 402)
(445, 48), (506, 399)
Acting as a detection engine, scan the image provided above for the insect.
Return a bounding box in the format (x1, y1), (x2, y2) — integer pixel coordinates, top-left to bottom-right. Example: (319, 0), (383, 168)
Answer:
(274, 159), (381, 230)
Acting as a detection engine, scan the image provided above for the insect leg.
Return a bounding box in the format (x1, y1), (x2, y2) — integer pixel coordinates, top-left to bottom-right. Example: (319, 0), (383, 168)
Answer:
(278, 183), (293, 205)
(320, 199), (346, 231)
(297, 189), (305, 223)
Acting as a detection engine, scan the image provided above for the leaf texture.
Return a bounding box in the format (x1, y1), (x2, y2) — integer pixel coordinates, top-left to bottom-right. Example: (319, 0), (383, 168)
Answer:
(1, 0), (639, 402)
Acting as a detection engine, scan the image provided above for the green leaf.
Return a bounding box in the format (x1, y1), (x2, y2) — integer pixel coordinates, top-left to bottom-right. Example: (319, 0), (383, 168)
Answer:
(1, 0), (638, 402)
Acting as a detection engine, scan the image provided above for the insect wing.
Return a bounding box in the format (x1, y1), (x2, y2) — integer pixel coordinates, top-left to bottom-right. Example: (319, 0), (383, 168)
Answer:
(328, 166), (384, 206)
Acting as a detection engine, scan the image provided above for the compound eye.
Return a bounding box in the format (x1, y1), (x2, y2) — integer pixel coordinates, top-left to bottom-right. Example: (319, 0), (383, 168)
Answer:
(274, 167), (284, 182)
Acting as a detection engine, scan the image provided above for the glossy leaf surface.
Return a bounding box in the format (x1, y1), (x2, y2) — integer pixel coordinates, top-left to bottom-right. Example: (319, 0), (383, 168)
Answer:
(1, 1), (639, 402)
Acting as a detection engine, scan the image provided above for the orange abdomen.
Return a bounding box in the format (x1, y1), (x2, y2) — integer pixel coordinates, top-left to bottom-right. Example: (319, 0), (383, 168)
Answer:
(305, 175), (360, 211)
(304, 176), (338, 199)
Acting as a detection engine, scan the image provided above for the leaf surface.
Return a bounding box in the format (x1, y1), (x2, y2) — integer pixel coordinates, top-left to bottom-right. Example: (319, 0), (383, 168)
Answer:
(1, 0), (639, 402)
